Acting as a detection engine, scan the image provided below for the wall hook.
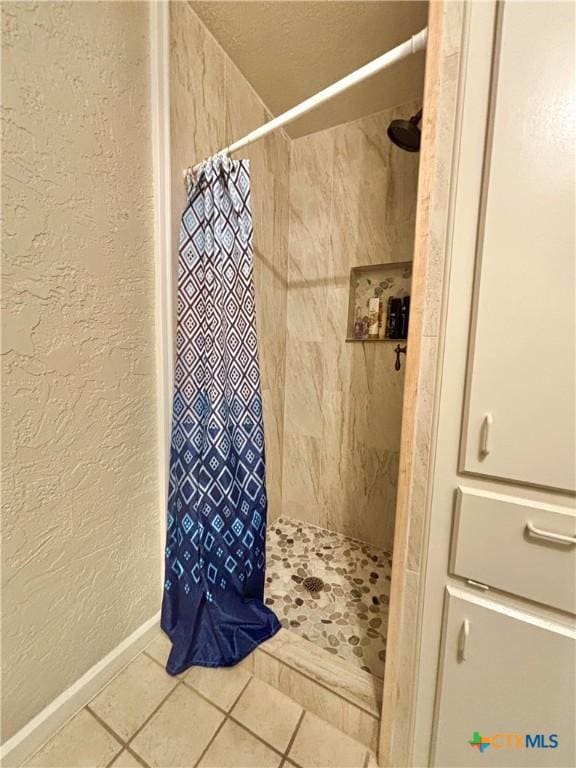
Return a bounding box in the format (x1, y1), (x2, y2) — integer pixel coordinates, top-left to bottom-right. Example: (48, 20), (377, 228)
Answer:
(394, 344), (407, 371)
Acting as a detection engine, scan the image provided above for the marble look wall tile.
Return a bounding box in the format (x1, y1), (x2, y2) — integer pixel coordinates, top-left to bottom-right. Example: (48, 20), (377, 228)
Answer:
(283, 104), (419, 548)
(422, 51), (460, 340)
(324, 278), (350, 345)
(330, 106), (420, 278)
(258, 629), (381, 715)
(289, 133), (334, 279)
(282, 434), (323, 528)
(262, 386), (285, 522)
(406, 335), (439, 572)
(321, 391), (400, 550)
(284, 339), (324, 439)
(257, 247), (288, 393)
(224, 57), (268, 146)
(385, 101), (422, 227)
(385, 568), (420, 767)
(330, 113), (391, 275)
(170, 3), (226, 163)
(285, 279), (327, 342)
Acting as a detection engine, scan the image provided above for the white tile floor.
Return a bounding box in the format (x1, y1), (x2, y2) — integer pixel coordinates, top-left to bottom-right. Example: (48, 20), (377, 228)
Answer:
(24, 634), (376, 768)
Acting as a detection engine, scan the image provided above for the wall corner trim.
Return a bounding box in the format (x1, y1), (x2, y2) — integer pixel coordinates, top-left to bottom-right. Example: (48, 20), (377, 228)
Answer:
(0, 613), (161, 767)
(150, 0), (173, 584)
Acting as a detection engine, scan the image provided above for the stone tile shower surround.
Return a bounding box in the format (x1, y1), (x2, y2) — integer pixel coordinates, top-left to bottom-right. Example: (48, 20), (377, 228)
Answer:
(169, 3), (418, 694)
(282, 104), (421, 550)
(171, 3), (419, 551)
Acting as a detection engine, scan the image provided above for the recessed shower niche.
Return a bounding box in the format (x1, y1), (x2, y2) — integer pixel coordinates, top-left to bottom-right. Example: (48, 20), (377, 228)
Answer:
(346, 262), (413, 342)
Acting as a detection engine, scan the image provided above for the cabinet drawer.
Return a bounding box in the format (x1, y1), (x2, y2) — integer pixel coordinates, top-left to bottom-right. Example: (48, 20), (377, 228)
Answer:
(450, 487), (576, 613)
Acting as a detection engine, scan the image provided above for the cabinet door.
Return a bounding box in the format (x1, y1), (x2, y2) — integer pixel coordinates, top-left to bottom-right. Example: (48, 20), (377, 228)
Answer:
(432, 590), (576, 767)
(461, 1), (576, 491)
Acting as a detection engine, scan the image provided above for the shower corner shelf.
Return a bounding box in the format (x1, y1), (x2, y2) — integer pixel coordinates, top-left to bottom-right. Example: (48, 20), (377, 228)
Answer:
(346, 261), (413, 343)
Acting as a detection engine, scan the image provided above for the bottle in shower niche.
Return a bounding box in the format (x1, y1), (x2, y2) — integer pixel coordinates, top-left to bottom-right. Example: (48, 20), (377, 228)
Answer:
(386, 297), (402, 338)
(353, 307), (364, 339)
(400, 295), (410, 338)
(368, 296), (380, 339)
(378, 294), (386, 338)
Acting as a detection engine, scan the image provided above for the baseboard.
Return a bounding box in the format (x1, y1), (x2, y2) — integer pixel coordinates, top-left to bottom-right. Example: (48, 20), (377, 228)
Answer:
(0, 612), (161, 768)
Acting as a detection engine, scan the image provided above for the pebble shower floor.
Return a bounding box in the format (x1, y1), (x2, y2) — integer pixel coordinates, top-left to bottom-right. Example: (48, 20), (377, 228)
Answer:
(265, 518), (392, 678)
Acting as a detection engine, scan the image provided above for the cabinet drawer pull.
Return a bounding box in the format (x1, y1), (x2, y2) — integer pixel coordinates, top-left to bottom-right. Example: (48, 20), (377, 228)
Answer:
(525, 521), (576, 546)
(479, 413), (492, 458)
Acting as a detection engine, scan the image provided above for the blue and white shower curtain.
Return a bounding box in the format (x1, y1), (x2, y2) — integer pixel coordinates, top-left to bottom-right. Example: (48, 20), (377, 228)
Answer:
(161, 154), (280, 675)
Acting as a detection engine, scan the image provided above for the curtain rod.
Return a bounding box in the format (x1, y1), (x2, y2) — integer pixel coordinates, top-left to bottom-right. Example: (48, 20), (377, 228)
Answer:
(184, 27), (428, 177)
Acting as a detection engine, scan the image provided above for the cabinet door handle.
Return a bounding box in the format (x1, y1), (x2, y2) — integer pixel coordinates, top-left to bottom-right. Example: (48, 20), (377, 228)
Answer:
(525, 521), (576, 546)
(479, 413), (492, 458)
(458, 619), (470, 661)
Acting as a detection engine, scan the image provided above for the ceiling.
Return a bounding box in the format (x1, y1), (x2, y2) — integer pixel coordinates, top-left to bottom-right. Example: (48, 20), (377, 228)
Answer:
(189, 1), (428, 138)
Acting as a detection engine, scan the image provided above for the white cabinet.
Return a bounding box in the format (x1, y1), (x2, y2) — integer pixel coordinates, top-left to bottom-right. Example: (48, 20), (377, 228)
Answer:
(413, 2), (576, 766)
(461, 0), (576, 492)
(433, 589), (576, 768)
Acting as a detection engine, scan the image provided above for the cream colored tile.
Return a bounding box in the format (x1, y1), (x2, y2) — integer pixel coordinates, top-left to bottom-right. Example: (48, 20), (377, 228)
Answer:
(25, 709), (121, 767)
(262, 385), (285, 520)
(383, 569), (420, 761)
(284, 339), (324, 438)
(320, 391), (398, 550)
(422, 52), (460, 340)
(251, 649), (379, 752)
(224, 56), (268, 147)
(281, 499), (322, 528)
(258, 629), (380, 715)
(89, 652), (178, 741)
(231, 677), (303, 753)
(170, 2), (226, 160)
(442, 0), (465, 57)
(329, 108), (419, 279)
(110, 750), (144, 767)
(144, 631), (171, 667)
(285, 278), (327, 343)
(130, 685), (224, 768)
(288, 712), (368, 768)
(406, 335), (439, 572)
(185, 662), (252, 711)
(289, 133), (334, 280)
(198, 719), (282, 768)
(281, 434), (322, 526)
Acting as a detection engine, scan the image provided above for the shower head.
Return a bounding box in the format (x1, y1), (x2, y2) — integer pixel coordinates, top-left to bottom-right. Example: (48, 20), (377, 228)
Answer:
(387, 109), (422, 152)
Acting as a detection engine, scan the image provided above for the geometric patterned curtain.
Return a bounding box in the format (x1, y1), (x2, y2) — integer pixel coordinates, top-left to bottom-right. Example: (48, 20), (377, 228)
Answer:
(161, 154), (280, 675)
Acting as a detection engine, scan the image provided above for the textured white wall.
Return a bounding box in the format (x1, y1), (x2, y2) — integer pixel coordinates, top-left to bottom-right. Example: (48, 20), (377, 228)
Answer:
(1, 1), (160, 741)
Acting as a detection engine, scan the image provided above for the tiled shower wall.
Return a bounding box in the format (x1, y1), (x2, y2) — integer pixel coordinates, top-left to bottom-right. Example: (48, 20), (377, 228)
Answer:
(281, 105), (421, 550)
(171, 3), (290, 518)
(172, 5), (420, 549)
